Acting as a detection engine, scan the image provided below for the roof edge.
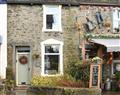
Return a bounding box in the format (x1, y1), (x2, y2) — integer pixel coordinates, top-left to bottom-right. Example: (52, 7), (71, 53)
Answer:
(7, 1), (120, 7)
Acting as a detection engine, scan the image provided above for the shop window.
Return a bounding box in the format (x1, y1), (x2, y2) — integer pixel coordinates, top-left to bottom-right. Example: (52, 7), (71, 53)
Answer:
(85, 44), (98, 59)
(113, 52), (120, 60)
(112, 60), (120, 75)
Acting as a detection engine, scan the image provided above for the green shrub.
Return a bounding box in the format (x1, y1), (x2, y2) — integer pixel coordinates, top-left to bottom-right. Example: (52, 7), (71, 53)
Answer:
(31, 76), (61, 87)
(115, 71), (120, 81)
(5, 66), (15, 90)
(31, 75), (86, 88)
(67, 62), (90, 87)
(113, 71), (120, 91)
(57, 79), (85, 88)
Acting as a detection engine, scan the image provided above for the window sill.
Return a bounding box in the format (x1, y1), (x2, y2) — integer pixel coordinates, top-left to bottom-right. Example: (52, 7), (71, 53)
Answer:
(42, 28), (62, 32)
(41, 73), (63, 77)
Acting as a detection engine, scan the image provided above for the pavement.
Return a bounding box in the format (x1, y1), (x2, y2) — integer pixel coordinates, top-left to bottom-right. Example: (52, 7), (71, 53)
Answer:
(102, 92), (120, 95)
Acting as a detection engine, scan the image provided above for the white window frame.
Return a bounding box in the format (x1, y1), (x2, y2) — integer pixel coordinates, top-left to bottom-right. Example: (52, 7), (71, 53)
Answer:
(112, 9), (120, 33)
(41, 39), (63, 76)
(112, 60), (120, 75)
(0, 4), (7, 79)
(42, 5), (62, 32)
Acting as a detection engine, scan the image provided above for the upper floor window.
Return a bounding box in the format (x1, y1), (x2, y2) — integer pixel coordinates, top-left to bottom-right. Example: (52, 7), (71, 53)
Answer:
(43, 5), (62, 32)
(113, 9), (120, 33)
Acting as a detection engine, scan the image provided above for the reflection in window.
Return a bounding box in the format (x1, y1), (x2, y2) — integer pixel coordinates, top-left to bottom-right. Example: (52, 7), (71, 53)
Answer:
(45, 55), (59, 74)
(45, 45), (59, 53)
(113, 62), (120, 74)
(44, 45), (60, 75)
(46, 15), (54, 29)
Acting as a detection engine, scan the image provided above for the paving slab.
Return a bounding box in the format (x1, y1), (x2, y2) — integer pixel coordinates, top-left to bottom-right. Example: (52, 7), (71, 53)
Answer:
(102, 92), (120, 95)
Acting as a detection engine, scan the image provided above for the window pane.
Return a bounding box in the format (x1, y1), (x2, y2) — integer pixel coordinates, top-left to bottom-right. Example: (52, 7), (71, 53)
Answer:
(113, 10), (120, 32)
(46, 5), (59, 14)
(46, 15), (54, 29)
(44, 55), (59, 74)
(113, 62), (120, 74)
(45, 45), (59, 53)
(52, 13), (60, 30)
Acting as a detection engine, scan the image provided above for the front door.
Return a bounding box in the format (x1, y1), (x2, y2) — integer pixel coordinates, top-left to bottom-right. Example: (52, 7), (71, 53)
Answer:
(16, 51), (31, 85)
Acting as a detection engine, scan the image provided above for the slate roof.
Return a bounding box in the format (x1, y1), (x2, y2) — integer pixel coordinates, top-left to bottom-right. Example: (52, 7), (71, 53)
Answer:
(7, 0), (120, 6)
(0, 0), (6, 4)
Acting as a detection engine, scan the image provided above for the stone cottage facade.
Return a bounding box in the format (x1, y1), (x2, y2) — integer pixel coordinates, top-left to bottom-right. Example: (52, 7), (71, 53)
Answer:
(0, 1), (7, 79)
(7, 0), (120, 86)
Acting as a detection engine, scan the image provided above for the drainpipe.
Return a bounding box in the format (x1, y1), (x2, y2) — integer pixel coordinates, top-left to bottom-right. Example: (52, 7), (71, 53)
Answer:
(82, 40), (86, 63)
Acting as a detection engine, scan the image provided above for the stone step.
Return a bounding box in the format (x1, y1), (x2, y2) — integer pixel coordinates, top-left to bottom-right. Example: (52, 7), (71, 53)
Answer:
(15, 86), (29, 90)
(0, 79), (5, 90)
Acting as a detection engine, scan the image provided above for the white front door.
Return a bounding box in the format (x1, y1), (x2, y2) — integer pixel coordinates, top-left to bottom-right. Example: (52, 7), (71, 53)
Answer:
(16, 52), (30, 85)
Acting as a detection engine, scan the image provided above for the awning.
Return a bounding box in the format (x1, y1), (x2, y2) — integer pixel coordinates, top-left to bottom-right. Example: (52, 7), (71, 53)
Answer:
(91, 39), (120, 52)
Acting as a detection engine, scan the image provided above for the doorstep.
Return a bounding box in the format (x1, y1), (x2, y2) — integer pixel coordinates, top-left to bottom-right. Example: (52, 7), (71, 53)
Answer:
(15, 85), (29, 90)
(0, 79), (5, 90)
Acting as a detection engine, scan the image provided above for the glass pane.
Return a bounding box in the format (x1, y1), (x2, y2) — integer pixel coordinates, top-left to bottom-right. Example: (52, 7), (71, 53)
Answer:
(46, 15), (54, 29)
(92, 66), (98, 86)
(44, 55), (59, 74)
(53, 13), (60, 30)
(46, 5), (59, 14)
(45, 45), (59, 53)
(113, 62), (120, 74)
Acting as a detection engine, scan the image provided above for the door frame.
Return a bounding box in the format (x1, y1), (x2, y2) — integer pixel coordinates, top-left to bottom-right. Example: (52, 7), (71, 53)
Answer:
(15, 47), (32, 86)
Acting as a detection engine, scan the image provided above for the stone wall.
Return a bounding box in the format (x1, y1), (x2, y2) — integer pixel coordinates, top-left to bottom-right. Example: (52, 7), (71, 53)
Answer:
(29, 87), (101, 95)
(7, 4), (119, 77)
(8, 5), (43, 76)
(7, 5), (81, 77)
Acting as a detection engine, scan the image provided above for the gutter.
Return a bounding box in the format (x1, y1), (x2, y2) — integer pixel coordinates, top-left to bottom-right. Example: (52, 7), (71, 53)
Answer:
(7, 1), (120, 7)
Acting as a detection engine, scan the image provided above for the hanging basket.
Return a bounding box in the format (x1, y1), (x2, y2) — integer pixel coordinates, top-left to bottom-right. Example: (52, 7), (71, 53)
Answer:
(19, 56), (28, 64)
(32, 53), (39, 59)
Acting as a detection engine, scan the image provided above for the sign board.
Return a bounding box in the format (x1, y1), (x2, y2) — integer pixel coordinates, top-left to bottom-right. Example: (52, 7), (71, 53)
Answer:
(89, 64), (101, 88)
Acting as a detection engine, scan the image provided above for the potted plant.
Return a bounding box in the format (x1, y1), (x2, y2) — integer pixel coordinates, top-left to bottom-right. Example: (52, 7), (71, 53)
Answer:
(114, 71), (120, 90)
(92, 56), (102, 64)
(32, 53), (39, 59)
(104, 22), (111, 28)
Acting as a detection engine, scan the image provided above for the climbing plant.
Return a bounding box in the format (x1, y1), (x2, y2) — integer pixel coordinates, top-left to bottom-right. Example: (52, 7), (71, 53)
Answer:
(63, 8), (90, 87)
